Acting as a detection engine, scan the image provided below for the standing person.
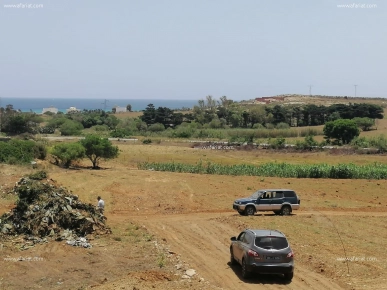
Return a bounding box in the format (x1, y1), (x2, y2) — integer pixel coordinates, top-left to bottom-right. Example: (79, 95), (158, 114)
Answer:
(97, 196), (105, 214)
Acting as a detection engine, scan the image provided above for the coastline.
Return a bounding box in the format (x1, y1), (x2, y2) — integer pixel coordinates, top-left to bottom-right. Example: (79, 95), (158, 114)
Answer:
(0, 98), (198, 113)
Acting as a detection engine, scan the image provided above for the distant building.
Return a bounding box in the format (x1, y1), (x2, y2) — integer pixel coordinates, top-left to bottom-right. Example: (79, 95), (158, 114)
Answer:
(114, 106), (127, 113)
(42, 106), (58, 114)
(66, 106), (81, 113)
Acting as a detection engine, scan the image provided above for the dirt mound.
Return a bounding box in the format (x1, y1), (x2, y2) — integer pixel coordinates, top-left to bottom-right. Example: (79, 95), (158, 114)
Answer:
(0, 171), (111, 247)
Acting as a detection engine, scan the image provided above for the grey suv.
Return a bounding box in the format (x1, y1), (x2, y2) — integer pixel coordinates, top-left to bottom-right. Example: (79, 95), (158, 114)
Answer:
(233, 189), (300, 216)
(230, 229), (294, 280)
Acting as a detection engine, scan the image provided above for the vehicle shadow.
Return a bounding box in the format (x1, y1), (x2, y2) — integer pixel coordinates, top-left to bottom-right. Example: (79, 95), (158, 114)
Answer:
(231, 213), (295, 217)
(228, 262), (291, 285)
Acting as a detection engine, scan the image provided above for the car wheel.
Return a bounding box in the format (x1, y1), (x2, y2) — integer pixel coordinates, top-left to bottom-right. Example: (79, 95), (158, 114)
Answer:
(245, 206), (255, 216)
(281, 205), (291, 216)
(230, 249), (237, 265)
(284, 272), (293, 281)
(241, 259), (251, 279)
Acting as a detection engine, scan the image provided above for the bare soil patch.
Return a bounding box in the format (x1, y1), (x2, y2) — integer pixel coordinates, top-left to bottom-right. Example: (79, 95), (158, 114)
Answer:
(1, 143), (387, 290)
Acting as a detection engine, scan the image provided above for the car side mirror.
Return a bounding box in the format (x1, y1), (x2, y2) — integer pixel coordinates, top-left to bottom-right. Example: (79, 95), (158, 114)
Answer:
(230, 237), (237, 241)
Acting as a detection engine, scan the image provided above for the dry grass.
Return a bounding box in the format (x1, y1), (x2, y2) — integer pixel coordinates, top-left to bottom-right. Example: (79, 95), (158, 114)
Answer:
(1, 141), (387, 289)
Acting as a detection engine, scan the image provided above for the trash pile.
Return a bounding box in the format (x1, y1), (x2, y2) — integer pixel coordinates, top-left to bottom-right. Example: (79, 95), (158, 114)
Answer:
(0, 172), (111, 248)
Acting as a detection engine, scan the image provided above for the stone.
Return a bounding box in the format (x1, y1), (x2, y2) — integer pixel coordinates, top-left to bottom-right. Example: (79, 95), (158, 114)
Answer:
(185, 269), (196, 277)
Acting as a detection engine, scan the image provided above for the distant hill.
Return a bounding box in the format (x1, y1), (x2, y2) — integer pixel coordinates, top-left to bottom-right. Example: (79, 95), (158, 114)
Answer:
(241, 94), (387, 107)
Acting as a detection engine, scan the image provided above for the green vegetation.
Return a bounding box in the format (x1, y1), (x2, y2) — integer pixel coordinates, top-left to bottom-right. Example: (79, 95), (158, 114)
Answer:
(51, 142), (86, 168)
(323, 119), (360, 144)
(295, 135), (321, 150)
(59, 119), (84, 136)
(351, 135), (387, 152)
(353, 117), (375, 131)
(28, 170), (48, 180)
(0, 139), (43, 164)
(138, 161), (387, 179)
(79, 135), (119, 169)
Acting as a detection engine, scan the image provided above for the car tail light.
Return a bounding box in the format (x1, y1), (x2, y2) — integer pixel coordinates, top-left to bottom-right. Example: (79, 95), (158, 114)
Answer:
(248, 250), (259, 257)
(287, 251), (294, 258)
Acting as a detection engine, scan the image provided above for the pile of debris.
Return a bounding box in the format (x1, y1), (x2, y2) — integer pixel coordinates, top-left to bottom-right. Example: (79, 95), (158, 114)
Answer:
(0, 171), (111, 248)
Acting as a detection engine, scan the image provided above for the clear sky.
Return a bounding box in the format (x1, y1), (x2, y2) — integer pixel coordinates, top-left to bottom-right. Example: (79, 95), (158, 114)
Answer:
(0, 0), (386, 100)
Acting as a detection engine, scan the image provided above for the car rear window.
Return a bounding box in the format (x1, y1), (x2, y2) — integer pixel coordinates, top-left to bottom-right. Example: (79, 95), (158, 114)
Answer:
(284, 191), (296, 198)
(255, 237), (289, 250)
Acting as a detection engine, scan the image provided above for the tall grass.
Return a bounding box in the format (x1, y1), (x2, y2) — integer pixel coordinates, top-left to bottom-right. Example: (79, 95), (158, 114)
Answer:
(142, 127), (324, 140)
(138, 161), (387, 179)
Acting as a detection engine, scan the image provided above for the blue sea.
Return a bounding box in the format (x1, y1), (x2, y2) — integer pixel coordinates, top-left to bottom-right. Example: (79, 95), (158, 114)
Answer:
(0, 98), (199, 113)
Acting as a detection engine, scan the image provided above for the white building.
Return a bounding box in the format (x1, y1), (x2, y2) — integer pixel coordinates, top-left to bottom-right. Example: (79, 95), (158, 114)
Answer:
(42, 106), (58, 114)
(66, 106), (81, 113)
(114, 106), (127, 113)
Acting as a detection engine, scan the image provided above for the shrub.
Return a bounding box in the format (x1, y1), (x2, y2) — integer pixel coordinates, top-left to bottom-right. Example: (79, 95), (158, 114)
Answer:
(142, 139), (152, 144)
(51, 142), (85, 168)
(275, 122), (290, 129)
(28, 171), (47, 180)
(0, 139), (36, 164)
(369, 135), (387, 152)
(350, 137), (370, 149)
(33, 143), (47, 160)
(110, 128), (132, 138)
(268, 137), (286, 149)
(47, 117), (68, 128)
(252, 123), (264, 129)
(173, 125), (194, 138)
(295, 135), (319, 150)
(353, 117), (375, 131)
(92, 125), (109, 131)
(265, 123), (275, 129)
(59, 120), (84, 136)
(148, 123), (165, 132)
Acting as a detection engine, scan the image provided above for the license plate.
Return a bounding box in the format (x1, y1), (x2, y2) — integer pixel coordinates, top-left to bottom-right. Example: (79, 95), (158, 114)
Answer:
(266, 256), (280, 260)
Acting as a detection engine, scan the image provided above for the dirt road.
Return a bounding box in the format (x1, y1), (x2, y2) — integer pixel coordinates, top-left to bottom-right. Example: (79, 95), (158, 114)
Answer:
(128, 212), (346, 290)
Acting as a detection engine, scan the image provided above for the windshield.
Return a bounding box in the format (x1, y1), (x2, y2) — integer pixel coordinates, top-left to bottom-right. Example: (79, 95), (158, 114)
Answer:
(255, 237), (289, 250)
(250, 191), (264, 199)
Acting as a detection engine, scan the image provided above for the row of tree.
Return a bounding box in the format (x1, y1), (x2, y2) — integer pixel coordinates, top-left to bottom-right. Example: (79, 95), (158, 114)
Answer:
(139, 96), (384, 129)
(0, 106), (120, 135)
(0, 97), (384, 136)
(0, 134), (119, 169)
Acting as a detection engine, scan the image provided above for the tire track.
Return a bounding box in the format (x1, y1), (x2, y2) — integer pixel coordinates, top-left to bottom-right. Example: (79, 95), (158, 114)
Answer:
(134, 213), (345, 290)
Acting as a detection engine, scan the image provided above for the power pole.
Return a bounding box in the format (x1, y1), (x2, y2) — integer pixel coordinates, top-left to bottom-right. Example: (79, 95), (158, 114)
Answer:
(308, 85), (313, 97)
(354, 85), (357, 98)
(101, 99), (109, 111)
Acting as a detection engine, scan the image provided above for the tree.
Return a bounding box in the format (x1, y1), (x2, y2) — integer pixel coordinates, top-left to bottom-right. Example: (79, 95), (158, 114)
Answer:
(126, 104), (132, 112)
(229, 113), (242, 127)
(5, 115), (28, 134)
(154, 107), (173, 127)
(140, 104), (156, 125)
(323, 119), (360, 144)
(51, 142), (85, 168)
(249, 106), (266, 128)
(353, 117), (375, 131)
(79, 135), (119, 169)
